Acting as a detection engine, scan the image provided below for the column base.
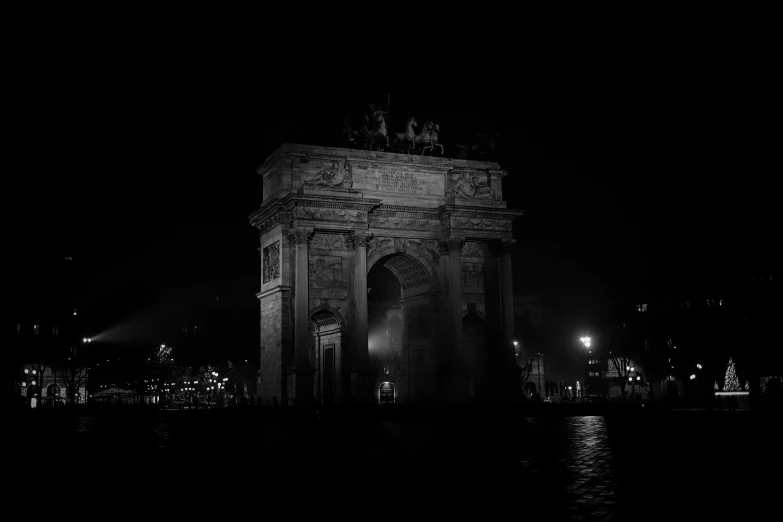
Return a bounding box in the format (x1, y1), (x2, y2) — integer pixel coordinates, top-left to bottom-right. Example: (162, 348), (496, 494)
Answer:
(440, 369), (474, 403)
(288, 369), (316, 406)
(350, 370), (376, 404)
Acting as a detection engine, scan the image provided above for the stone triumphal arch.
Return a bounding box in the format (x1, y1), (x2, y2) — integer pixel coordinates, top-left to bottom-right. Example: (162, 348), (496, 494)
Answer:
(250, 144), (523, 404)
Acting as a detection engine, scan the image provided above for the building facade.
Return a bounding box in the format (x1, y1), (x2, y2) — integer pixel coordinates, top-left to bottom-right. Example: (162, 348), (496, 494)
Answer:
(250, 144), (524, 405)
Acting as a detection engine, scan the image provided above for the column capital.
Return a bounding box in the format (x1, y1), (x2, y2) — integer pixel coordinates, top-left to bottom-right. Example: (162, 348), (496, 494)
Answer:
(499, 238), (517, 253)
(346, 231), (373, 250)
(442, 236), (466, 254)
(287, 227), (313, 245)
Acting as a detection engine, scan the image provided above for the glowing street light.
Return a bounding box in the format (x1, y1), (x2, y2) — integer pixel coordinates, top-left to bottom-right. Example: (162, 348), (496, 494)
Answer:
(696, 363), (702, 369)
(580, 336), (591, 348)
(690, 374), (696, 380)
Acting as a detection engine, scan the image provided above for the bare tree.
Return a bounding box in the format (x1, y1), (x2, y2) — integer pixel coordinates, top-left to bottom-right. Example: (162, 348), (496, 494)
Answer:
(61, 343), (88, 406)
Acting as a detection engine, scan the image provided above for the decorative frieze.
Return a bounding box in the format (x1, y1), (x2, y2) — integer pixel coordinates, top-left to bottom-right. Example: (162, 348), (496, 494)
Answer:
(368, 216), (438, 231)
(310, 233), (346, 251)
(255, 210), (293, 235)
(452, 217), (513, 231)
(296, 207), (367, 223)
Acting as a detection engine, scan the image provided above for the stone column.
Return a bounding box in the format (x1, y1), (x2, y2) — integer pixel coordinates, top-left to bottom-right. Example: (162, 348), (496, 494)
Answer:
(288, 227), (314, 404)
(347, 231), (373, 403)
(444, 236), (468, 401)
(500, 238), (518, 398)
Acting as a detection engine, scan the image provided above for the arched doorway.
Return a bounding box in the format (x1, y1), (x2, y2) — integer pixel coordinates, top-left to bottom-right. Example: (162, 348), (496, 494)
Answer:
(310, 307), (345, 405)
(523, 381), (537, 399)
(367, 252), (437, 403)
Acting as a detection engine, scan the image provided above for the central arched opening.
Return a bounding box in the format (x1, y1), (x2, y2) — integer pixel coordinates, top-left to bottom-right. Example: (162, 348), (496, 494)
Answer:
(367, 252), (436, 403)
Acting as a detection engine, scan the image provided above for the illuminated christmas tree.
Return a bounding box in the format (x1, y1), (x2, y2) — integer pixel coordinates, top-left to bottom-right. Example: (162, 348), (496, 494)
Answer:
(723, 358), (741, 392)
(744, 381), (749, 391)
(714, 381), (719, 391)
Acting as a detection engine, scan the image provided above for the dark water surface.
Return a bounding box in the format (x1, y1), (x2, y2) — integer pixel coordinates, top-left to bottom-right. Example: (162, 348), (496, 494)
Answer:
(9, 408), (780, 518)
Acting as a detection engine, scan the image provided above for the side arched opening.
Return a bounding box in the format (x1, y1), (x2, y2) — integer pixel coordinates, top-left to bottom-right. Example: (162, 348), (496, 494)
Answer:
(310, 307), (346, 405)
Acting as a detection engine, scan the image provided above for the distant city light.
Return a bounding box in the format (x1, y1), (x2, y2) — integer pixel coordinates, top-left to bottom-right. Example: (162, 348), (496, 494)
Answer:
(637, 376), (641, 380)
(580, 336), (592, 348)
(690, 374), (696, 380)
(696, 364), (702, 369)
(24, 369), (29, 374)
(628, 377), (633, 382)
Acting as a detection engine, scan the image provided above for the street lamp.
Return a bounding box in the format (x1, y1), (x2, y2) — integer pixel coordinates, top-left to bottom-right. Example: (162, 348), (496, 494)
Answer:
(580, 336), (592, 398)
(537, 352), (543, 400)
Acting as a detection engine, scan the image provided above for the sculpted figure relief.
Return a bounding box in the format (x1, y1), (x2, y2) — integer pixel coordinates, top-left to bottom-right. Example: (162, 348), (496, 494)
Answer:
(453, 172), (500, 201)
(305, 159), (353, 189)
(262, 241), (281, 283)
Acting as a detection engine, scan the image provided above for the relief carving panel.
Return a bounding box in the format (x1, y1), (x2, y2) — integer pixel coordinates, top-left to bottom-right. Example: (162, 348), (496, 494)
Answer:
(262, 241), (280, 283)
(309, 256), (343, 289)
(461, 262), (484, 286)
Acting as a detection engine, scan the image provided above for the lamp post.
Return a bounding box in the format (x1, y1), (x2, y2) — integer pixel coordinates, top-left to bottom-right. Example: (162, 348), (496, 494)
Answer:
(537, 352), (543, 400)
(580, 336), (591, 398)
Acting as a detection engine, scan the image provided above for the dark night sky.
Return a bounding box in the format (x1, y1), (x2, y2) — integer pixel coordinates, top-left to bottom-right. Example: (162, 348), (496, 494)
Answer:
(12, 56), (779, 351)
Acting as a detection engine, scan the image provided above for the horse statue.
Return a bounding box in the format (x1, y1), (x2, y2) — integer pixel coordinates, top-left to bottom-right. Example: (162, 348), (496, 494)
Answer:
(422, 123), (444, 156)
(472, 133), (499, 161)
(390, 116), (417, 154)
(412, 120), (434, 155)
(340, 115), (359, 148)
(360, 106), (389, 151)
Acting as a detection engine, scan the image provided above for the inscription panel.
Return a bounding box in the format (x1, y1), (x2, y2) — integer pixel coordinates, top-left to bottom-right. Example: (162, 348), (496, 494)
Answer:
(352, 164), (444, 196)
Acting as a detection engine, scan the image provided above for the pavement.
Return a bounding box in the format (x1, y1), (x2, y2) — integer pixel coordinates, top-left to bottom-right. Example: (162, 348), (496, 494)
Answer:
(9, 407), (781, 518)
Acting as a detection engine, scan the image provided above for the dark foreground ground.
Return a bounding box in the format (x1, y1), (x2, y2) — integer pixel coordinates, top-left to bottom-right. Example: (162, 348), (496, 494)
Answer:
(9, 405), (782, 519)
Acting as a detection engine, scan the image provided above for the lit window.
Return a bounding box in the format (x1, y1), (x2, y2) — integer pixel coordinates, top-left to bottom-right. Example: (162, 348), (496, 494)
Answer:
(73, 309), (78, 316)
(636, 304), (648, 312)
(33, 325), (39, 335)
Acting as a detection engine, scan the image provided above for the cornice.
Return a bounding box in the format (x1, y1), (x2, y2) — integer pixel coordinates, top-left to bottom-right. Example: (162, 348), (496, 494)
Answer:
(256, 286), (292, 300)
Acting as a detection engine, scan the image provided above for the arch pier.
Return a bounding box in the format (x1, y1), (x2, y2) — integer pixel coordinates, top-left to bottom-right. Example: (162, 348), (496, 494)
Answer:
(250, 144), (523, 405)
